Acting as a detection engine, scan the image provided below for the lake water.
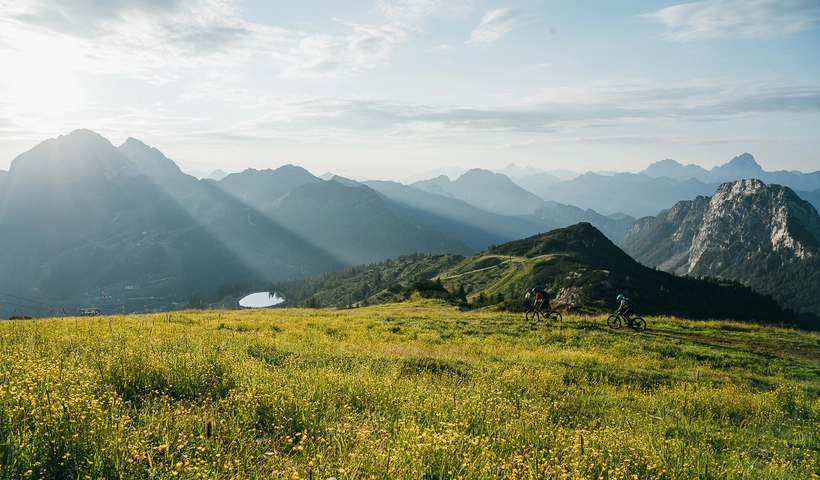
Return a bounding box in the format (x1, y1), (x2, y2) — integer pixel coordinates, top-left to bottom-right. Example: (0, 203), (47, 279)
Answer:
(238, 291), (286, 308)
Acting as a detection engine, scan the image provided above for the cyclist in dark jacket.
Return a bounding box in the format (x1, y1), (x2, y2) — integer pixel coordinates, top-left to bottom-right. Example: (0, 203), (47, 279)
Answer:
(616, 294), (633, 318)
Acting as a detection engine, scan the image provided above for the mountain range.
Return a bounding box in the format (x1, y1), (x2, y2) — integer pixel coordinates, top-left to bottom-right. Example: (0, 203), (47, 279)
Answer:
(642, 153), (820, 190)
(1, 129), (819, 319)
(407, 153), (820, 219)
(0, 130), (474, 311)
(0, 130), (631, 312)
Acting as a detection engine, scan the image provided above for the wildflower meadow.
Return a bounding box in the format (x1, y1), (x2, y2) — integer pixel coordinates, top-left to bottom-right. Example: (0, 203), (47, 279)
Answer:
(1, 300), (818, 479)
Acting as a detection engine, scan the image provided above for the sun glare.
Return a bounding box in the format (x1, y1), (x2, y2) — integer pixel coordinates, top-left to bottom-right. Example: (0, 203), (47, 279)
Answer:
(0, 28), (87, 125)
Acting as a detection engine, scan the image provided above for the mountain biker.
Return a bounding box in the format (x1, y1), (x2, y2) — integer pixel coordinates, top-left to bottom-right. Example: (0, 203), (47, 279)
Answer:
(616, 294), (633, 318)
(526, 287), (549, 309)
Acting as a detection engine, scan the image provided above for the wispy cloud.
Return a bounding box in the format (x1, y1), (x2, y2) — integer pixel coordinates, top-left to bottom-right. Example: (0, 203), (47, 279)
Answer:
(209, 81), (820, 144)
(642, 0), (820, 40)
(466, 8), (528, 46)
(375, 0), (474, 22)
(283, 21), (418, 77)
(3, 79), (817, 150)
(376, 0), (443, 22)
(429, 44), (453, 52)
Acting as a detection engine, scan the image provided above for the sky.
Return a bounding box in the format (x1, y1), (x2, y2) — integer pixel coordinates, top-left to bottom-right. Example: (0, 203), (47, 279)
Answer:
(0, 0), (818, 181)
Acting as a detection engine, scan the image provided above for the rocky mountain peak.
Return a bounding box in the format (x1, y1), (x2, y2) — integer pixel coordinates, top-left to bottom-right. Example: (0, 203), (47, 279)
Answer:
(711, 178), (765, 200)
(620, 179), (820, 314)
(691, 180), (819, 267)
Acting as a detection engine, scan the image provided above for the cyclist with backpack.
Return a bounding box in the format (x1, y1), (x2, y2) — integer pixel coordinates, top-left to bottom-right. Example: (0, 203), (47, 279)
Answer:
(526, 287), (549, 308)
(616, 294), (633, 318)
(525, 287), (562, 322)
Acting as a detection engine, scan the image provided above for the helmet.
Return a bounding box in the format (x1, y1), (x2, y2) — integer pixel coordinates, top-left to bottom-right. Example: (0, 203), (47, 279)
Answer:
(616, 294), (624, 300)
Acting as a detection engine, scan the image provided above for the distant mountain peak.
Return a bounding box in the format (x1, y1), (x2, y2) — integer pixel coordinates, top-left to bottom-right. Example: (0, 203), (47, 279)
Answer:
(711, 153), (764, 179)
(448, 169), (544, 215)
(121, 137), (148, 148)
(496, 163), (545, 178)
(652, 158), (682, 167)
(456, 168), (522, 188)
(642, 158), (709, 181)
(214, 163), (322, 207)
(726, 153), (758, 168)
(207, 169), (228, 180)
(459, 168), (496, 179)
(274, 164), (312, 175)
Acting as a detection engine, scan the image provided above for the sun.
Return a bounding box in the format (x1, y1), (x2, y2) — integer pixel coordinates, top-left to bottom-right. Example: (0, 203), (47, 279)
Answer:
(0, 27), (87, 126)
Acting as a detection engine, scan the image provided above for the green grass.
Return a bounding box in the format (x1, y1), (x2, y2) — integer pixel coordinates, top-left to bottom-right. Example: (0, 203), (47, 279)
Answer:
(1, 301), (818, 479)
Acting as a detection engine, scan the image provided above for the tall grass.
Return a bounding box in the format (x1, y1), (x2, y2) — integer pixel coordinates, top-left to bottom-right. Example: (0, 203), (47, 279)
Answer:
(1, 303), (818, 478)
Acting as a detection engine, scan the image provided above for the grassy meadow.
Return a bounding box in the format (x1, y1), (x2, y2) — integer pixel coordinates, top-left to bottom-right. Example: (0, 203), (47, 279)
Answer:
(1, 300), (819, 479)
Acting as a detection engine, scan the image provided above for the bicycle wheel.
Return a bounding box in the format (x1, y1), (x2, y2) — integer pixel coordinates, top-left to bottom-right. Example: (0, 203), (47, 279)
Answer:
(549, 310), (563, 322)
(630, 317), (646, 332)
(526, 309), (542, 321)
(606, 314), (621, 329)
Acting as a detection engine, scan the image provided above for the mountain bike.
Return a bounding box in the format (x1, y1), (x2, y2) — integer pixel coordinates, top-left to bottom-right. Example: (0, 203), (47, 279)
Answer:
(606, 313), (646, 331)
(526, 302), (563, 322)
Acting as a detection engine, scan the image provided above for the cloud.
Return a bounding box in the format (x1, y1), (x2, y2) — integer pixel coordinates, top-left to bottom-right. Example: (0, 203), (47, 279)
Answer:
(466, 8), (528, 46)
(642, 0), (820, 40)
(429, 44), (453, 52)
(0, 0), (290, 77)
(215, 81), (820, 146)
(376, 0), (443, 22)
(283, 21), (417, 77)
(0, 0), (416, 81)
(375, 0), (474, 22)
(3, 0), (204, 41)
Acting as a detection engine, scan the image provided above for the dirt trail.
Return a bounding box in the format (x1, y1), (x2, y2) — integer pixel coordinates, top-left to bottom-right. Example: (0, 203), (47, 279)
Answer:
(437, 254), (552, 281)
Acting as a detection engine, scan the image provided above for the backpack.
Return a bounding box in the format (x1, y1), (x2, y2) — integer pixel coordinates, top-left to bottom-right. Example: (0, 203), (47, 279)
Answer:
(532, 288), (549, 301)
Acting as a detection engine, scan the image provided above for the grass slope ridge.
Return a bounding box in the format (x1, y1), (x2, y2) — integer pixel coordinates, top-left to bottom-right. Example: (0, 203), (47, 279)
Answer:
(266, 223), (807, 327)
